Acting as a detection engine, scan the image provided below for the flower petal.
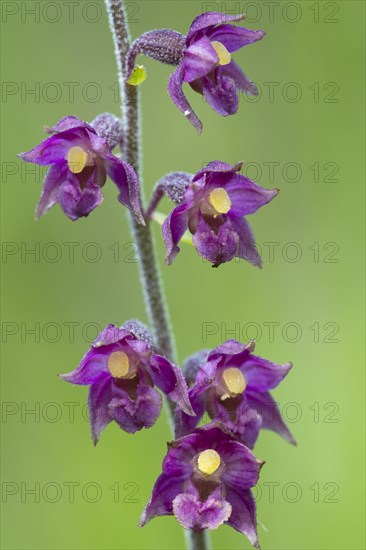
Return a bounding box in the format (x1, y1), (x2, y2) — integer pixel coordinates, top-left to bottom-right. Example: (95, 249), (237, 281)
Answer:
(149, 354), (194, 416)
(108, 383), (162, 434)
(139, 474), (184, 527)
(202, 71), (239, 116)
(58, 168), (104, 221)
(192, 217), (239, 266)
(18, 132), (77, 165)
(92, 324), (129, 348)
(44, 116), (95, 134)
(219, 440), (263, 491)
(183, 36), (218, 82)
(223, 60), (258, 95)
(226, 174), (279, 216)
(102, 152), (145, 225)
(230, 217), (262, 267)
(59, 351), (109, 386)
(162, 202), (190, 264)
(35, 164), (65, 219)
(225, 488), (260, 548)
(242, 356), (293, 392)
(174, 392), (204, 439)
(173, 482), (232, 530)
(246, 390), (296, 445)
(168, 64), (203, 133)
(192, 160), (242, 182)
(88, 376), (114, 444)
(207, 25), (265, 53)
(187, 12), (245, 43)
(211, 399), (262, 449)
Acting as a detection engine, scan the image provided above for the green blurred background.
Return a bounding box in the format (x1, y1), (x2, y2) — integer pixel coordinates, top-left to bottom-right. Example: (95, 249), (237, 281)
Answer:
(1, 1), (365, 549)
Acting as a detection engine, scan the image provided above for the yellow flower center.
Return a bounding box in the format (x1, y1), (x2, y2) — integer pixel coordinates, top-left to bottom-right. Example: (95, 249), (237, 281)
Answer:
(208, 187), (232, 215)
(197, 449), (221, 476)
(108, 351), (131, 379)
(222, 367), (246, 396)
(67, 146), (89, 174)
(211, 41), (232, 66)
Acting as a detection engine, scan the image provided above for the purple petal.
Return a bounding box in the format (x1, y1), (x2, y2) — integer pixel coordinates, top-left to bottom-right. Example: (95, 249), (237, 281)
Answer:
(92, 324), (128, 348)
(187, 12), (245, 43)
(59, 351), (109, 386)
(207, 25), (265, 52)
(44, 115), (95, 134)
(108, 382), (162, 434)
(230, 217), (262, 267)
(242, 356), (293, 392)
(190, 356), (222, 398)
(226, 174), (279, 216)
(149, 354), (194, 416)
(211, 339), (249, 357)
(202, 71), (238, 116)
(246, 390), (296, 445)
(58, 167), (104, 221)
(168, 64), (203, 133)
(226, 488), (260, 548)
(162, 203), (190, 264)
(192, 217), (239, 266)
(211, 399), (262, 449)
(173, 481), (232, 530)
(174, 393), (204, 439)
(102, 151), (145, 225)
(139, 474), (184, 527)
(88, 376), (114, 444)
(18, 132), (78, 165)
(193, 160), (242, 182)
(218, 440), (263, 491)
(35, 164), (66, 219)
(223, 60), (258, 95)
(183, 36), (218, 82)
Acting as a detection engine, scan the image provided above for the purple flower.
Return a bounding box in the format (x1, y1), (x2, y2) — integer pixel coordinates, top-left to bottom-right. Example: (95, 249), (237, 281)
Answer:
(160, 161), (278, 267)
(140, 423), (263, 546)
(60, 321), (194, 443)
(127, 12), (265, 132)
(175, 340), (295, 448)
(18, 115), (144, 223)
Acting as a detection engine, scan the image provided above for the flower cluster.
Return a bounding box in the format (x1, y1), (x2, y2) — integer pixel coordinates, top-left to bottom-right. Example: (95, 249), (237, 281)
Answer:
(19, 8), (295, 549)
(60, 323), (293, 544)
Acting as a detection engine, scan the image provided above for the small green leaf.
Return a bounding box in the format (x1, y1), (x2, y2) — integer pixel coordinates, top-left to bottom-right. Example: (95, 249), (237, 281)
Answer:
(127, 65), (147, 86)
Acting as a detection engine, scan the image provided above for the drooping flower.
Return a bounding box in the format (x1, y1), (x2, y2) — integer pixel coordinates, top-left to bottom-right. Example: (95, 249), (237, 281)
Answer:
(60, 321), (194, 443)
(18, 115), (144, 223)
(127, 12), (265, 131)
(153, 161), (278, 267)
(140, 423), (264, 547)
(175, 340), (295, 448)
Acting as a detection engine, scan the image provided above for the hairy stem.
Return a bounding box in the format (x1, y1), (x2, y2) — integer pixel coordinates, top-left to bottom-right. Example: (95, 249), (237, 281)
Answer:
(104, 2), (210, 549)
(104, 0), (175, 363)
